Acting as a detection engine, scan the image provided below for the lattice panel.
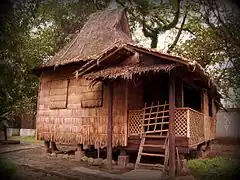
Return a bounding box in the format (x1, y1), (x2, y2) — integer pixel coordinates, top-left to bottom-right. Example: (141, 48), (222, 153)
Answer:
(128, 110), (143, 136)
(189, 110), (204, 146)
(175, 109), (188, 137)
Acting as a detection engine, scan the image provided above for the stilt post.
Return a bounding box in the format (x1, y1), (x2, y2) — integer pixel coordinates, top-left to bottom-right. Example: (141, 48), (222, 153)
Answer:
(169, 73), (176, 177)
(107, 82), (113, 169)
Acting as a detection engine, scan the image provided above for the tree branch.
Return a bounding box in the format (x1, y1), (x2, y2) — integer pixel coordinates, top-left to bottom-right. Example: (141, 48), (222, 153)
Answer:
(115, 0), (126, 7)
(167, 10), (188, 53)
(174, 27), (195, 36)
(142, 17), (155, 38)
(162, 0), (181, 31)
(204, 0), (240, 52)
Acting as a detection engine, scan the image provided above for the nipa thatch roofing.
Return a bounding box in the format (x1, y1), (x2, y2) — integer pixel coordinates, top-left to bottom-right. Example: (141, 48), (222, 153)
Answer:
(40, 8), (133, 68)
(84, 63), (179, 80)
(83, 43), (222, 100)
(35, 7), (221, 101)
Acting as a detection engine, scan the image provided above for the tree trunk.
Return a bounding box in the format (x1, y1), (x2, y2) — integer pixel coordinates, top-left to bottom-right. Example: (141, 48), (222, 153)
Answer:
(150, 34), (158, 48)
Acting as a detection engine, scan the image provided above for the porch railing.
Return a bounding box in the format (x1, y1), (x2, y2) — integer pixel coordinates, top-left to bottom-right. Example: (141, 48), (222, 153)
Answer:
(128, 107), (206, 146)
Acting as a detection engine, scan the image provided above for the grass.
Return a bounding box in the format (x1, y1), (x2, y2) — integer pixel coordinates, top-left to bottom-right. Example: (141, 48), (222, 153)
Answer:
(8, 136), (43, 144)
(188, 157), (240, 180)
(0, 158), (18, 180)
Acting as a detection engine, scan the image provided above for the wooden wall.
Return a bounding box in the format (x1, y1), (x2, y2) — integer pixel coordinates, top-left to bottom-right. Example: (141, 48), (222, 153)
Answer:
(36, 67), (127, 147)
(202, 90), (217, 141)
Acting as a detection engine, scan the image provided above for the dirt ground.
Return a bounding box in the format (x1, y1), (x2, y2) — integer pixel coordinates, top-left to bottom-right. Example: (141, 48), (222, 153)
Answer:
(14, 165), (69, 180)
(0, 139), (239, 180)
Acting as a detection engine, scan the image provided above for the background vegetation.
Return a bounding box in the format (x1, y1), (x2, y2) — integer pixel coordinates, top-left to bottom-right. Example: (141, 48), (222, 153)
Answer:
(188, 157), (240, 180)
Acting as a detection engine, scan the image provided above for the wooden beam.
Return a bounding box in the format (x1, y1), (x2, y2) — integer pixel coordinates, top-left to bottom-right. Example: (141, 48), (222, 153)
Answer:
(127, 44), (189, 65)
(107, 82), (113, 169)
(169, 73), (176, 177)
(77, 47), (127, 77)
(124, 81), (128, 146)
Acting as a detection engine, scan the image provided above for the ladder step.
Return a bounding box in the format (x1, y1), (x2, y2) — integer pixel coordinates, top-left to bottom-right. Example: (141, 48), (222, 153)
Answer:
(138, 163), (164, 168)
(142, 144), (165, 148)
(141, 153), (165, 157)
(142, 135), (167, 138)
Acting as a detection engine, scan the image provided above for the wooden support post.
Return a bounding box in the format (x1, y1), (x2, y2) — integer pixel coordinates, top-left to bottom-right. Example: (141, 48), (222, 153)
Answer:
(169, 73), (176, 177)
(118, 148), (128, 168)
(50, 141), (59, 152)
(97, 142), (100, 159)
(75, 144), (85, 159)
(107, 82), (113, 169)
(44, 140), (50, 153)
(124, 81), (128, 146)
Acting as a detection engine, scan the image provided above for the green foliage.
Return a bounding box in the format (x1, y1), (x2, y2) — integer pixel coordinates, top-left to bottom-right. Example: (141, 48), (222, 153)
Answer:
(0, 158), (17, 180)
(188, 157), (240, 180)
(174, 0), (240, 104)
(117, 0), (184, 48)
(0, 0), (110, 125)
(9, 135), (43, 144)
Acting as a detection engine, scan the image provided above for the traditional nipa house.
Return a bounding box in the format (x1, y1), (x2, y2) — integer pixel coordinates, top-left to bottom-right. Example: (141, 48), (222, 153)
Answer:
(33, 8), (221, 176)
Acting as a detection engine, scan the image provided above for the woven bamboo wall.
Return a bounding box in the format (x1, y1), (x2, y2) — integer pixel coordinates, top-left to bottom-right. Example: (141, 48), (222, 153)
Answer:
(202, 91), (217, 141)
(36, 67), (127, 147)
(210, 98), (217, 140)
(188, 109), (205, 146)
(203, 90), (210, 141)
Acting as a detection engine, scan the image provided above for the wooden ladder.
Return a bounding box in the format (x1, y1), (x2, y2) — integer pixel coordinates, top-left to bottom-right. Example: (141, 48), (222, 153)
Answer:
(135, 134), (169, 170)
(135, 101), (169, 174)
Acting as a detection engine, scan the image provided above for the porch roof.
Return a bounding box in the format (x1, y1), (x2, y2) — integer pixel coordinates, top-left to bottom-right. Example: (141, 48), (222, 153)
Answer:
(82, 43), (222, 106)
(84, 63), (179, 80)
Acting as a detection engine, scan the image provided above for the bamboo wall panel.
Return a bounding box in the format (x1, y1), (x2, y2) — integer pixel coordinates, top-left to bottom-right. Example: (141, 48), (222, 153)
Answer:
(81, 82), (103, 108)
(188, 109), (204, 146)
(36, 67), (127, 147)
(203, 91), (211, 141)
(210, 99), (217, 140)
(49, 79), (68, 109)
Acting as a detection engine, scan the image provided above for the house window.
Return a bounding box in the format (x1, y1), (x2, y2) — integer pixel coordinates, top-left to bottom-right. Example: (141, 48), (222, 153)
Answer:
(81, 81), (103, 108)
(49, 79), (69, 109)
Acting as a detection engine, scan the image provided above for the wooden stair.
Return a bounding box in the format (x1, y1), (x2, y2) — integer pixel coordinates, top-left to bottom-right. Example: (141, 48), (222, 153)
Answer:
(135, 134), (169, 170)
(135, 101), (170, 177)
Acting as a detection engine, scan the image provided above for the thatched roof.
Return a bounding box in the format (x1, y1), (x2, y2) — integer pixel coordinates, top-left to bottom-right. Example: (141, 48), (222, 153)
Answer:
(40, 8), (133, 68)
(34, 7), (221, 102)
(82, 43), (222, 102)
(84, 63), (179, 80)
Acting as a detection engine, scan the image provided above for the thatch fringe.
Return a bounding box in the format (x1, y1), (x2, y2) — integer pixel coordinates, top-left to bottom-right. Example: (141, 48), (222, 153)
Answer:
(84, 63), (179, 80)
(37, 132), (125, 147)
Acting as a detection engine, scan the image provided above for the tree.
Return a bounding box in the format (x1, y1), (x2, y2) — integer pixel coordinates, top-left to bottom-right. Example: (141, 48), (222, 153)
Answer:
(174, 0), (240, 106)
(116, 0), (188, 48)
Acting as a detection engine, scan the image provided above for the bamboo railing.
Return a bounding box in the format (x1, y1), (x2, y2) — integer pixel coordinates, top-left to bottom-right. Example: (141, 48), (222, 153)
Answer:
(128, 107), (215, 147)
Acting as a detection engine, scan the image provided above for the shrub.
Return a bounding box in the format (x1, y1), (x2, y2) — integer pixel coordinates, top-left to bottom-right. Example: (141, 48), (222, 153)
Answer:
(0, 158), (18, 180)
(188, 157), (240, 180)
